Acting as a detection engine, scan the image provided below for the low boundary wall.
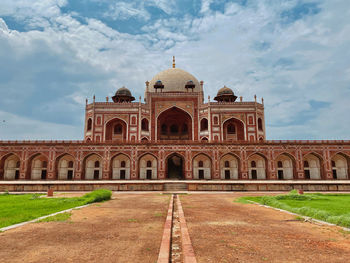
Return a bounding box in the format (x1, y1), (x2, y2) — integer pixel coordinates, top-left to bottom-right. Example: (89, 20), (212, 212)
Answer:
(1, 180), (350, 192)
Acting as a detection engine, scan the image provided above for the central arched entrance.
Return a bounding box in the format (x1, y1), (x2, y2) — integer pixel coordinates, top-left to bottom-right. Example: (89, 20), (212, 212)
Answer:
(166, 154), (184, 179)
(157, 107), (192, 140)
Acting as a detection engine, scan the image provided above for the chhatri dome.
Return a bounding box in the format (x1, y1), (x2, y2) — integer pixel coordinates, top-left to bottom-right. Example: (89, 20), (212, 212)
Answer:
(148, 57), (201, 93)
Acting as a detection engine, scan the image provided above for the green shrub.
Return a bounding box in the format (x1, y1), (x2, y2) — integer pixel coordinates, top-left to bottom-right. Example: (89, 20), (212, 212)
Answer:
(81, 189), (112, 204)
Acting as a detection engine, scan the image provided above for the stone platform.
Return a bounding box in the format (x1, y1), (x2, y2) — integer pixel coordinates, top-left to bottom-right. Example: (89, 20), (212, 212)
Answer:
(1, 180), (350, 192)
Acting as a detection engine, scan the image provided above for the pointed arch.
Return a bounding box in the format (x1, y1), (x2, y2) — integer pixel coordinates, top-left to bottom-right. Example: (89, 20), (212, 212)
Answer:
(139, 153), (157, 179)
(83, 153), (103, 180)
(1, 153), (21, 180)
(157, 106), (193, 141)
(28, 153), (48, 180)
(303, 152), (323, 180)
(56, 153), (75, 180)
(111, 153), (131, 180)
(105, 118), (128, 142)
(165, 152), (185, 179)
(220, 153), (239, 180)
(193, 153), (212, 179)
(331, 153), (349, 180)
(222, 118), (245, 141)
(275, 153), (296, 180)
(247, 153), (268, 180)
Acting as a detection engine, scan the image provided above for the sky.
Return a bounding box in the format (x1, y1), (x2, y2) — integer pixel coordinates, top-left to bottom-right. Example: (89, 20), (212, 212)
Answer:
(0, 0), (349, 140)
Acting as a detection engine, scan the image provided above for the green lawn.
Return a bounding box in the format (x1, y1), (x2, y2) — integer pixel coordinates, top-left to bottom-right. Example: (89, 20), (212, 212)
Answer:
(239, 192), (350, 228)
(0, 189), (112, 228)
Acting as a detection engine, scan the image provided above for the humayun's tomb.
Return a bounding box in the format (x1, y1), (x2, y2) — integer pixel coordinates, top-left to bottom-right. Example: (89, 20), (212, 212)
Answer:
(1, 58), (350, 191)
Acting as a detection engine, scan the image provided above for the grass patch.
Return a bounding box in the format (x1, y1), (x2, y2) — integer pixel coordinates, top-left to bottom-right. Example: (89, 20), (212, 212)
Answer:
(128, 219), (137, 223)
(37, 212), (72, 223)
(0, 189), (112, 228)
(238, 191), (350, 228)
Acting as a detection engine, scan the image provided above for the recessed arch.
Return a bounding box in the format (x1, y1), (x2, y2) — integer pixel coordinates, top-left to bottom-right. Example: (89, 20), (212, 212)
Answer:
(1, 153), (21, 180)
(247, 153), (267, 180)
(303, 152), (323, 180)
(220, 153), (239, 180)
(83, 153), (103, 180)
(141, 118), (149, 131)
(331, 153), (349, 180)
(56, 153), (75, 180)
(105, 118), (128, 142)
(275, 153), (295, 180)
(28, 153), (48, 180)
(166, 152), (185, 179)
(193, 153), (212, 179)
(157, 106), (193, 140)
(111, 153), (131, 180)
(139, 153), (157, 179)
(222, 118), (245, 141)
(200, 118), (208, 131)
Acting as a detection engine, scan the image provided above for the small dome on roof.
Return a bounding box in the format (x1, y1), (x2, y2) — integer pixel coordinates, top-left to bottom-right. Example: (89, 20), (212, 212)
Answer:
(115, 86), (132, 96)
(214, 86), (237, 102)
(112, 86), (135, 103)
(217, 86), (234, 96)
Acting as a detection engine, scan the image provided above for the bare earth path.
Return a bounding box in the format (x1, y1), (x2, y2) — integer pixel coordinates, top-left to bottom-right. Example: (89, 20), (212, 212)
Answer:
(0, 193), (169, 263)
(181, 194), (350, 263)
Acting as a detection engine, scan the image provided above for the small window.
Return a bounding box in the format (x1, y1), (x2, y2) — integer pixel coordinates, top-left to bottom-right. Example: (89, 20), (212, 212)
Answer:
(304, 161), (309, 168)
(198, 161), (204, 167)
(331, 160), (336, 167)
(200, 118), (208, 131)
(258, 118), (263, 131)
(182, 124), (188, 133)
(141, 119), (149, 131)
(87, 118), (92, 131)
(224, 161), (230, 168)
(146, 160), (152, 167)
(121, 161), (126, 168)
(68, 161), (74, 168)
(251, 161), (256, 168)
(170, 124), (178, 134)
(227, 124), (236, 134)
(114, 124), (122, 134)
(161, 124), (167, 135)
(94, 161), (100, 168)
(277, 161), (283, 168)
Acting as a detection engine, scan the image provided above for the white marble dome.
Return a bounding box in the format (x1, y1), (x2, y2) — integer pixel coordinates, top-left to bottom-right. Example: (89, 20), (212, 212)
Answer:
(148, 68), (201, 93)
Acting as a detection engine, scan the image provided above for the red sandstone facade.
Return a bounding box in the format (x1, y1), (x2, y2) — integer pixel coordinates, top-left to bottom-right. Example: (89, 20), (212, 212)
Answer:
(1, 60), (350, 181)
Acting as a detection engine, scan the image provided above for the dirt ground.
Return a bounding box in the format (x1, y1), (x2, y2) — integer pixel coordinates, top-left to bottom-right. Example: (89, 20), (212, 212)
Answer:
(181, 193), (350, 263)
(0, 193), (169, 263)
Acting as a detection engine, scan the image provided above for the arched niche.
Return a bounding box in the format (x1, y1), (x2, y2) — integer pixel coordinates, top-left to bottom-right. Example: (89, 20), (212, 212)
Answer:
(248, 153), (267, 180)
(30, 154), (48, 180)
(105, 118), (127, 142)
(139, 154), (157, 179)
(111, 154), (131, 180)
(157, 107), (192, 140)
(303, 153), (322, 179)
(57, 154), (75, 180)
(223, 118), (245, 141)
(331, 153), (349, 180)
(3, 154), (20, 180)
(220, 154), (239, 180)
(275, 154), (294, 180)
(166, 153), (184, 179)
(84, 154), (102, 180)
(193, 154), (211, 180)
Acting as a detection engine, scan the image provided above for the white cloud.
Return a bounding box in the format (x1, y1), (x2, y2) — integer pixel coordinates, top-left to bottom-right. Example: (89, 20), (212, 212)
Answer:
(0, 0), (349, 140)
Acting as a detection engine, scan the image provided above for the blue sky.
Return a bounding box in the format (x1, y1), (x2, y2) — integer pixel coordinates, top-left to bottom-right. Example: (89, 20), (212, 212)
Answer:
(0, 0), (349, 140)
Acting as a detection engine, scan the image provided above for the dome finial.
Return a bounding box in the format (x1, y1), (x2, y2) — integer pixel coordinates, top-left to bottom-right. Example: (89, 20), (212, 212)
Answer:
(172, 56), (175, 68)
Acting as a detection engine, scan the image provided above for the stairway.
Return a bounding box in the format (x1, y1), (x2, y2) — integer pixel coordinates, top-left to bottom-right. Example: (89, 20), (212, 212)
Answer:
(164, 183), (188, 191)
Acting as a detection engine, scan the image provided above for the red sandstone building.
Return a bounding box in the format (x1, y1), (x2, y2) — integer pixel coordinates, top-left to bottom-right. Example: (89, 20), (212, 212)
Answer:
(1, 58), (350, 183)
